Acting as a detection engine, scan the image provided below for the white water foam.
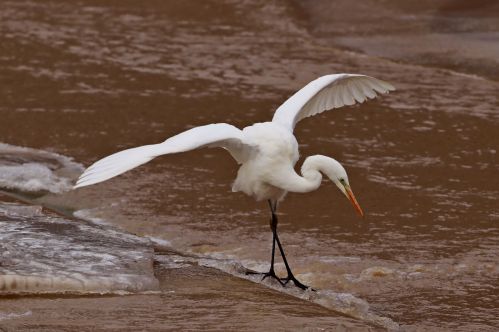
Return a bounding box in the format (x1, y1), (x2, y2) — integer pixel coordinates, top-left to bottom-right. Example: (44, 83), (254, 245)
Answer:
(0, 200), (159, 295)
(0, 310), (32, 321)
(0, 143), (83, 194)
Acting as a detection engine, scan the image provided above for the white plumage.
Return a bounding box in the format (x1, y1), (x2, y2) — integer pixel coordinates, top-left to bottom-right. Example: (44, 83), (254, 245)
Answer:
(272, 74), (394, 130)
(75, 123), (250, 188)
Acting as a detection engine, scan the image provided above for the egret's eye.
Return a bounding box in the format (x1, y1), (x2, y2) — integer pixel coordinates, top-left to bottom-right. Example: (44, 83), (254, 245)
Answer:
(339, 178), (345, 184)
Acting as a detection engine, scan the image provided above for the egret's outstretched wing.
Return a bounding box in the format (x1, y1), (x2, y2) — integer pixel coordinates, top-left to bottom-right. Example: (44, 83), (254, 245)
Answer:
(74, 123), (255, 189)
(272, 74), (395, 131)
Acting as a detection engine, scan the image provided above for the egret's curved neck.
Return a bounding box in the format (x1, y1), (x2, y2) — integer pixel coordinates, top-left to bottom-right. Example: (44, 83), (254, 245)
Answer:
(275, 155), (340, 193)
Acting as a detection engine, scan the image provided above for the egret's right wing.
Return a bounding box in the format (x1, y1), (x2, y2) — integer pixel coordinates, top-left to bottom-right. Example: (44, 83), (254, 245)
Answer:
(74, 123), (255, 189)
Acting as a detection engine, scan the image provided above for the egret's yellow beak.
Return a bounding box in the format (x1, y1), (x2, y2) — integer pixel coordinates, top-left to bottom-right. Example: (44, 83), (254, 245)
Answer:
(343, 184), (364, 217)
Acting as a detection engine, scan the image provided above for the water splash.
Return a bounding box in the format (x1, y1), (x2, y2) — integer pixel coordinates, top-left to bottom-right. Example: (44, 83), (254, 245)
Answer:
(0, 143), (83, 194)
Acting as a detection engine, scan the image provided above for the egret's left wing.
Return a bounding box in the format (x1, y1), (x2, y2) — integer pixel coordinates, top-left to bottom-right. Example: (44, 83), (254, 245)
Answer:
(272, 74), (395, 131)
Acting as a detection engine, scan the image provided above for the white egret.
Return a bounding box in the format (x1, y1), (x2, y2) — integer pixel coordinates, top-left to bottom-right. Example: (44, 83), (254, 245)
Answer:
(75, 74), (395, 290)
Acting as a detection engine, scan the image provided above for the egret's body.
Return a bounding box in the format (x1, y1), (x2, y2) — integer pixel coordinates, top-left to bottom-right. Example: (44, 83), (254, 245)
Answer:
(75, 73), (395, 289)
(233, 122), (298, 201)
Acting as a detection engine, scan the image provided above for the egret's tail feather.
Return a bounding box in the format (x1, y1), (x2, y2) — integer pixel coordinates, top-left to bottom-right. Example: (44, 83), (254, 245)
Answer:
(74, 144), (159, 189)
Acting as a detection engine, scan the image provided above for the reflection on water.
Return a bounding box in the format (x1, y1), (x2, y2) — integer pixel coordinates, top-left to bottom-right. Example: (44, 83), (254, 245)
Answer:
(0, 0), (498, 330)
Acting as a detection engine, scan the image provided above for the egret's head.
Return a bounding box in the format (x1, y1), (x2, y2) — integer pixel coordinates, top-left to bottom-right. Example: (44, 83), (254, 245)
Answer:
(322, 157), (364, 217)
(302, 155), (364, 217)
(333, 174), (364, 217)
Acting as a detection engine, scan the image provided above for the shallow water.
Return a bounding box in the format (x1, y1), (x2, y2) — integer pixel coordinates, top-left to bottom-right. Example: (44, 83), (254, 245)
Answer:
(0, 0), (498, 330)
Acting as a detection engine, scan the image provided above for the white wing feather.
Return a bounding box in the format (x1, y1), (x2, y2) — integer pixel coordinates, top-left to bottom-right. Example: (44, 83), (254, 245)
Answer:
(272, 74), (395, 131)
(74, 123), (254, 189)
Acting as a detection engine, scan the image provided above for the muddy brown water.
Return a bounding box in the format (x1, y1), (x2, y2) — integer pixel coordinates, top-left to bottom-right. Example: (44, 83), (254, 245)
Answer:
(0, 0), (498, 330)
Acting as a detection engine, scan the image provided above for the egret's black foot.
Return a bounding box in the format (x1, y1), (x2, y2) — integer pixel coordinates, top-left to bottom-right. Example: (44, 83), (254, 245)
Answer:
(244, 268), (314, 291)
(245, 269), (284, 286)
(280, 275), (315, 291)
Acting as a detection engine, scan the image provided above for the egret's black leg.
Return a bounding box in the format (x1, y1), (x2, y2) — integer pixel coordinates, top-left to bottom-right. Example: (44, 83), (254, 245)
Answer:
(245, 200), (283, 285)
(273, 230), (312, 290)
(269, 201), (312, 291)
(246, 200), (312, 290)
(260, 201), (285, 284)
(268, 199), (278, 273)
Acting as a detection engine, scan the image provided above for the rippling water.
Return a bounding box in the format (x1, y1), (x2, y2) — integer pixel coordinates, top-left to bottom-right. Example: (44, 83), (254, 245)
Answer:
(0, 0), (498, 330)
